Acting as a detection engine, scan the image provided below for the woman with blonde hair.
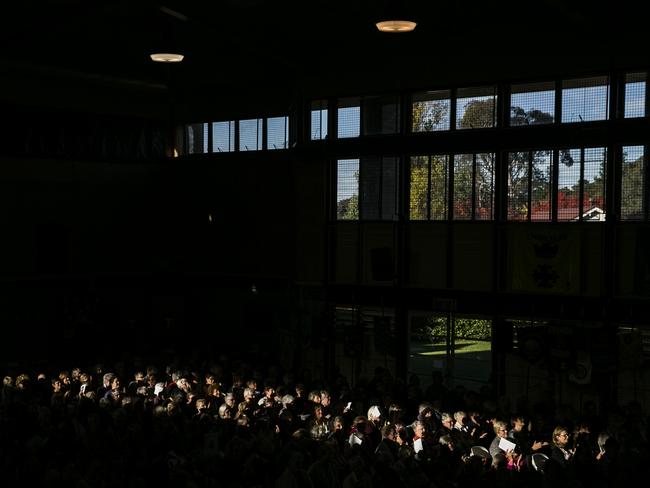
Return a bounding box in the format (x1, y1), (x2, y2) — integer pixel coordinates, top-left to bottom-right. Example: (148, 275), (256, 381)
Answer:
(551, 426), (574, 466)
(545, 425), (579, 485)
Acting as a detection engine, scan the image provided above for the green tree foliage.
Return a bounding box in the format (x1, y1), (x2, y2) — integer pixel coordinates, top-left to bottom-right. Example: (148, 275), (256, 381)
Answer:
(475, 153), (495, 219)
(410, 156), (448, 220)
(621, 152), (644, 219)
(412, 98), (449, 132)
(410, 100), (557, 221)
(456, 101), (496, 218)
(454, 318), (491, 340)
(458, 99), (495, 129)
(411, 99), (499, 220)
(506, 108), (555, 219)
(582, 161), (606, 210)
(412, 316), (491, 342)
(510, 107), (554, 126)
(508, 150), (553, 220)
(337, 168), (360, 220)
(410, 156), (429, 220)
(337, 195), (359, 220)
(453, 153), (474, 219)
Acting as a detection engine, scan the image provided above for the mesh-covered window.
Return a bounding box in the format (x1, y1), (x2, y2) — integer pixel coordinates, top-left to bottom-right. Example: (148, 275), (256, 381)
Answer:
(267, 116), (289, 150)
(212, 121), (235, 153)
(361, 158), (381, 220)
(456, 86), (497, 129)
(558, 149), (582, 220)
(561, 76), (609, 123)
(410, 156), (429, 220)
(510, 82), (555, 126)
(507, 151), (553, 221)
(338, 98), (361, 138)
(625, 73), (646, 119)
(453, 153), (495, 220)
(362, 95), (400, 135)
(360, 157), (399, 219)
(412, 90), (451, 132)
(531, 151), (553, 221)
(381, 157), (399, 219)
(507, 152), (530, 220)
(409, 155), (449, 220)
(310, 100), (328, 140)
(337, 159), (359, 220)
(453, 153), (474, 219)
(621, 145), (646, 220)
(239, 118), (263, 151)
(558, 147), (607, 221)
(475, 154), (495, 220)
(336, 157), (399, 220)
(186, 123), (209, 154)
(583, 147), (606, 220)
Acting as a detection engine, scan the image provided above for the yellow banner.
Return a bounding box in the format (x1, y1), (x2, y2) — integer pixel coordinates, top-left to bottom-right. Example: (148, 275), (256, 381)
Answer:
(511, 228), (579, 293)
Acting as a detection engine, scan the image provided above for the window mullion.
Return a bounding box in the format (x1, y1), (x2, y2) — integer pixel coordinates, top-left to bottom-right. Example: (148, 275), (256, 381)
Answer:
(579, 148), (585, 220)
(645, 145), (650, 221)
(552, 150), (559, 221)
(427, 156), (432, 221)
(527, 151), (533, 221)
(472, 153), (477, 220)
(449, 154), (455, 220)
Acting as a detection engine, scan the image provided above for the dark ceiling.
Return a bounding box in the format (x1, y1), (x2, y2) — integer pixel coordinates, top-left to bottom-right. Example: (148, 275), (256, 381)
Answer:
(2, 0), (648, 118)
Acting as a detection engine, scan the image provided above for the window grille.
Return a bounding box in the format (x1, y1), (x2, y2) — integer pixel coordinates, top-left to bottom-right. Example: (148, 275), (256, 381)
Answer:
(624, 72), (646, 119)
(186, 123), (209, 154)
(409, 155), (449, 220)
(337, 159), (359, 220)
(310, 100), (328, 140)
(267, 116), (289, 150)
(212, 121), (235, 153)
(412, 90), (451, 132)
(510, 82), (555, 126)
(453, 153), (495, 220)
(362, 95), (400, 135)
(561, 76), (609, 123)
(507, 151), (553, 221)
(621, 145), (646, 220)
(456, 86), (497, 129)
(336, 157), (399, 220)
(557, 147), (607, 221)
(338, 98), (361, 138)
(239, 118), (263, 151)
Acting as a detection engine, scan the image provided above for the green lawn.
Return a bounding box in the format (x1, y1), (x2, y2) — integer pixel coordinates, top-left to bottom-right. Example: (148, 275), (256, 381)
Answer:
(413, 338), (491, 357)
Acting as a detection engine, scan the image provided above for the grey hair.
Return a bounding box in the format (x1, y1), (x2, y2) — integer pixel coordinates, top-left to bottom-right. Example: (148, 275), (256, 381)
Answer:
(367, 405), (382, 420)
(597, 432), (610, 451)
(441, 412), (453, 422)
(439, 434), (453, 446)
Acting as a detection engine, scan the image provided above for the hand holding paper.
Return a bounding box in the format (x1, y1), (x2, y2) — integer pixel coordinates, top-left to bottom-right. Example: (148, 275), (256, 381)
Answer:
(414, 438), (423, 453)
(499, 437), (517, 453)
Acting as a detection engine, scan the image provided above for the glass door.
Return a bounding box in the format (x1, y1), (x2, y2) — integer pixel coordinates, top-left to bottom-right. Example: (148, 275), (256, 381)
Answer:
(409, 312), (492, 392)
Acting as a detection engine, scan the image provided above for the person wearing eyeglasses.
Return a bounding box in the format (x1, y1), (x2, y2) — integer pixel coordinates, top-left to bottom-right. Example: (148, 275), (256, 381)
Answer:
(551, 427), (574, 464)
(545, 426), (578, 486)
(488, 420), (523, 472)
(489, 420), (510, 459)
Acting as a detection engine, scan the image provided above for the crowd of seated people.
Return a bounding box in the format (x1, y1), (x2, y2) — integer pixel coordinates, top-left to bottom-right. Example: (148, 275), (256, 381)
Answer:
(1, 355), (648, 488)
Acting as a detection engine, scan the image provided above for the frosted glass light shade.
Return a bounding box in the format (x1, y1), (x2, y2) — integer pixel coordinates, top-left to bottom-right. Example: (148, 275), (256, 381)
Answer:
(150, 53), (184, 63)
(376, 20), (416, 33)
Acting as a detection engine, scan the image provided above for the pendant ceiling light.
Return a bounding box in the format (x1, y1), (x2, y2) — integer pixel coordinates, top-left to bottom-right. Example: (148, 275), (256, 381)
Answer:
(149, 6), (187, 63)
(376, 20), (417, 33)
(376, 1), (417, 33)
(150, 53), (184, 63)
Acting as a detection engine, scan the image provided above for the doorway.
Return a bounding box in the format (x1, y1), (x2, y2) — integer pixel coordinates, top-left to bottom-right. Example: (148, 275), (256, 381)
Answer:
(409, 312), (492, 392)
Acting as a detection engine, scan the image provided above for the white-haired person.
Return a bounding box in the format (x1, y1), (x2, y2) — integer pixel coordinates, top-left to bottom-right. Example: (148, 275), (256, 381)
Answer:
(366, 405), (384, 448)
